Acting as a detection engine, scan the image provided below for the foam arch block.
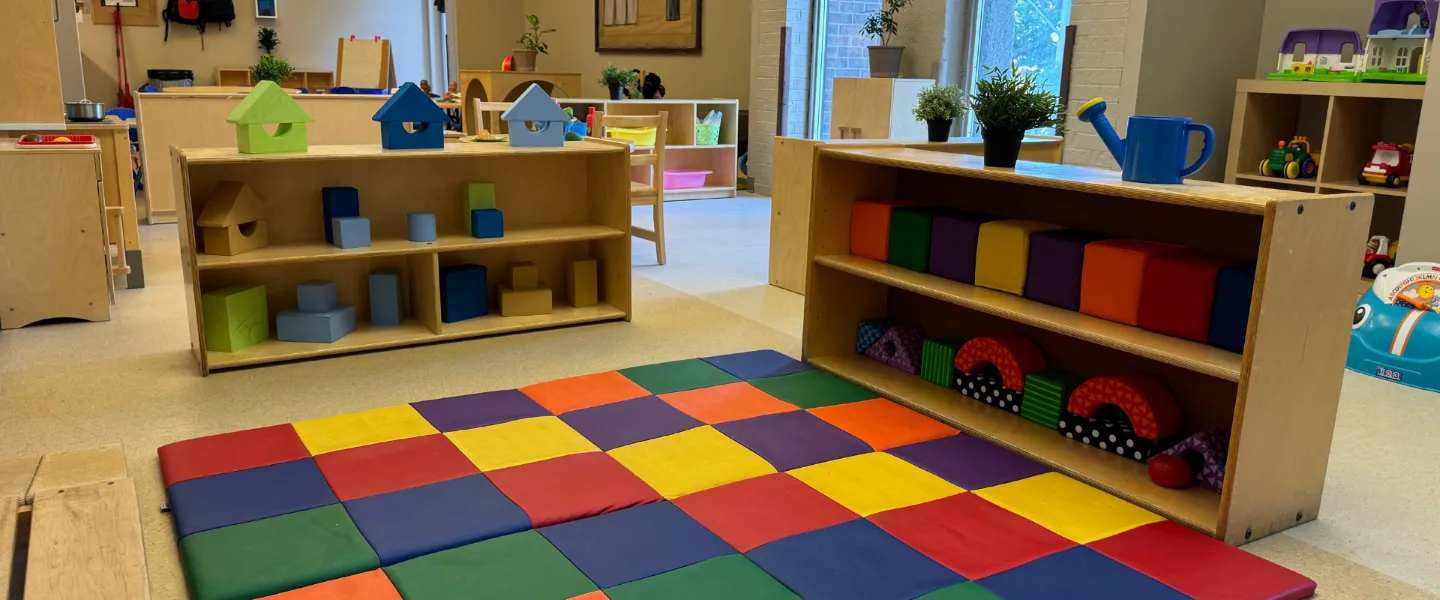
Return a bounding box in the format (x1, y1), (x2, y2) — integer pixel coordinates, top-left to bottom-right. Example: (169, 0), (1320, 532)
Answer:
(1138, 249), (1225, 342)
(863, 324), (925, 374)
(1079, 239), (1179, 326)
(953, 335), (1047, 416)
(1060, 372), (1182, 462)
(974, 220), (1063, 295)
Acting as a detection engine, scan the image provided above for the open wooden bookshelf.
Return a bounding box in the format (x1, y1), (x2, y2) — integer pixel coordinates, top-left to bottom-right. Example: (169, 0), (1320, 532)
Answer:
(804, 147), (1372, 544)
(557, 99), (740, 202)
(173, 141), (632, 375)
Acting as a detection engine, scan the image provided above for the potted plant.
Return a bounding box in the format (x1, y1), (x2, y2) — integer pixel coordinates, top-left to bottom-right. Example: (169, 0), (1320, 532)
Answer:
(257, 27), (278, 56)
(861, 0), (911, 78)
(249, 54), (294, 85)
(599, 65), (637, 101)
(967, 64), (1064, 167)
(913, 85), (966, 142)
(514, 14), (554, 73)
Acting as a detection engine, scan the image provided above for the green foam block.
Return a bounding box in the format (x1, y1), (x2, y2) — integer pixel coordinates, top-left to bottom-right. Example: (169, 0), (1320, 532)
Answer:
(1021, 371), (1086, 429)
(384, 530), (597, 600)
(179, 504), (379, 600)
(607, 555), (799, 600)
(202, 284), (269, 353)
(921, 338), (965, 388)
(749, 369), (878, 409)
(464, 182), (497, 234)
(618, 359), (740, 395)
(888, 207), (934, 272)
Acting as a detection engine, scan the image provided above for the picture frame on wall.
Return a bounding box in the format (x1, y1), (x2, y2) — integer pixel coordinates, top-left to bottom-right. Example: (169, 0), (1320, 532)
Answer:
(596, 0), (702, 54)
(257, 0), (277, 18)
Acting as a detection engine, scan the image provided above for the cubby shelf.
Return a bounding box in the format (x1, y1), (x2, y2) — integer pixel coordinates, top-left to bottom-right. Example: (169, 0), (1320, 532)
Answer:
(1316, 181), (1407, 197)
(814, 255), (1243, 381)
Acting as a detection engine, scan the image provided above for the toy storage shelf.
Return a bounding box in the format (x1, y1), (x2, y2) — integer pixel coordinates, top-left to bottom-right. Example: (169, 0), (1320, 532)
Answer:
(557, 99), (740, 201)
(804, 147), (1372, 545)
(174, 141), (632, 375)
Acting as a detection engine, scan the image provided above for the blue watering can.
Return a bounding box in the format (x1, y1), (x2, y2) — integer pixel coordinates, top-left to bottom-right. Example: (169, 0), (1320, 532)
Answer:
(1076, 97), (1214, 185)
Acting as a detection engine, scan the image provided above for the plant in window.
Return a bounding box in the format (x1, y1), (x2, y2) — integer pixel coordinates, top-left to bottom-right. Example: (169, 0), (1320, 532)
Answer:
(860, 0), (911, 78)
(913, 85), (967, 142)
(967, 64), (1065, 167)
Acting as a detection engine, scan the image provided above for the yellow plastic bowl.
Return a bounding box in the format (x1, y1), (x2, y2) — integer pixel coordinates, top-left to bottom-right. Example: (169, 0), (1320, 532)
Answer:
(607, 126), (658, 147)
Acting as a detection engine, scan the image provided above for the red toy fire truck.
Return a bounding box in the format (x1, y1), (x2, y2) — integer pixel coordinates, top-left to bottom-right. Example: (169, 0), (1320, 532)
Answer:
(1358, 142), (1414, 188)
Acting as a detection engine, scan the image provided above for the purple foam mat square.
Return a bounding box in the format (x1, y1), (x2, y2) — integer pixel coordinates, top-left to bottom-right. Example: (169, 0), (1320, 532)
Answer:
(929, 214), (989, 284)
(412, 389), (553, 432)
(1024, 230), (1107, 311)
(702, 350), (815, 380)
(560, 396), (704, 451)
(714, 411), (871, 471)
(887, 435), (1051, 490)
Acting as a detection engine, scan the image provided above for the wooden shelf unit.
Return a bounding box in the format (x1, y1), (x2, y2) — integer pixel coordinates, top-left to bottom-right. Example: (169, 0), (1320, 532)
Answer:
(215, 68), (335, 90)
(804, 147), (1372, 544)
(557, 99), (740, 202)
(173, 141), (633, 375)
(1225, 79), (1422, 241)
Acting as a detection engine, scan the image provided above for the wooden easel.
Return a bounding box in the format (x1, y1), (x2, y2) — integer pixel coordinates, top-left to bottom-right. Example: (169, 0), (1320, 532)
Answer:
(336, 36), (397, 90)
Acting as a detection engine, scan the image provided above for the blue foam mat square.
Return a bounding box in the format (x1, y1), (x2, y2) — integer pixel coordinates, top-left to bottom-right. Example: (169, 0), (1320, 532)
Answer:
(539, 501), (735, 588)
(344, 474), (531, 566)
(745, 519), (965, 600)
(168, 458), (338, 538)
(702, 350), (815, 380)
(975, 546), (1188, 599)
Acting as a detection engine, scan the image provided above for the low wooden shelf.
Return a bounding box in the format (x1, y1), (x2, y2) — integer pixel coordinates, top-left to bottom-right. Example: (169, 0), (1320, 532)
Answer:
(804, 147), (1372, 545)
(556, 99), (740, 202)
(174, 141), (633, 375)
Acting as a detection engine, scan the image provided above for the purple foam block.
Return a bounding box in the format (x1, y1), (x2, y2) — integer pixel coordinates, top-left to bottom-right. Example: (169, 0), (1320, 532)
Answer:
(864, 325), (924, 374)
(1157, 430), (1229, 493)
(1024, 230), (1107, 311)
(928, 214), (989, 284)
(888, 434), (1051, 490)
(412, 389), (552, 432)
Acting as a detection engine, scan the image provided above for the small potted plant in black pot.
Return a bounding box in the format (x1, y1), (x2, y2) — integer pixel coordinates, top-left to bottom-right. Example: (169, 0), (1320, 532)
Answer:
(968, 65), (1064, 168)
(861, 0), (910, 78)
(914, 84), (966, 142)
(599, 65), (637, 101)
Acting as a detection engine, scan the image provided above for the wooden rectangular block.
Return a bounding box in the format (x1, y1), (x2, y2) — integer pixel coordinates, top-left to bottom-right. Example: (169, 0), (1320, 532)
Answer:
(276, 306), (357, 343)
(463, 182), (497, 235)
(509, 261), (539, 291)
(369, 269), (404, 326)
(1079, 239), (1179, 326)
(974, 220), (1062, 295)
(332, 216), (371, 249)
(440, 264), (488, 323)
(200, 220), (269, 256)
(296, 280), (338, 313)
(568, 259), (598, 307)
(470, 209), (503, 239)
(28, 444), (128, 500)
(499, 285), (553, 317)
(25, 479), (150, 600)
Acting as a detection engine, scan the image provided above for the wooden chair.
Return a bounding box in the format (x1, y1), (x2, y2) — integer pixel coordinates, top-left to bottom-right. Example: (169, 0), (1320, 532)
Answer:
(595, 111), (668, 264)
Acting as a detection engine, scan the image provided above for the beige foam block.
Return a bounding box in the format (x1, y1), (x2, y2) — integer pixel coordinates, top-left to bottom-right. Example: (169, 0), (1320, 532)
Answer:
(568, 259), (598, 308)
(509, 261), (539, 291)
(0, 455), (40, 497)
(28, 444), (127, 500)
(499, 285), (553, 317)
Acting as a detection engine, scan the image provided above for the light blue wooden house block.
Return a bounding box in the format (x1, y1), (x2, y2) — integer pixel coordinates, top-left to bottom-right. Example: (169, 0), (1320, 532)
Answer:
(501, 84), (570, 148)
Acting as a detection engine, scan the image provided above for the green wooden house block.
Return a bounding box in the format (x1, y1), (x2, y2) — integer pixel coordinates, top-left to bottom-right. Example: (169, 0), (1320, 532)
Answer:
(203, 284), (269, 352)
(226, 81), (314, 154)
(463, 182), (497, 234)
(1021, 371), (1086, 430)
(920, 337), (966, 388)
(888, 207), (934, 272)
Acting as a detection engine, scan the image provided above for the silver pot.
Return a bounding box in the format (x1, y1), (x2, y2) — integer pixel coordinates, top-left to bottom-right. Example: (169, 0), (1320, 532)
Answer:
(65, 99), (107, 122)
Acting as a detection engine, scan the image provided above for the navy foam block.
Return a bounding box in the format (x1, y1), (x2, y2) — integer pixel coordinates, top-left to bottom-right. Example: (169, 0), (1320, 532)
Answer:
(168, 458), (338, 538)
(471, 209), (503, 239)
(539, 501), (734, 588)
(345, 474), (531, 566)
(322, 187), (360, 243)
(976, 546), (1187, 599)
(701, 350), (815, 380)
(440, 264), (488, 323)
(369, 269), (403, 326)
(745, 520), (964, 600)
(1208, 266), (1254, 354)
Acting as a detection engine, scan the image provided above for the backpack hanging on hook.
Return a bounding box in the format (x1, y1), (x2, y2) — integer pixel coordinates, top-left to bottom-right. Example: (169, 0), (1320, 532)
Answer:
(164, 0), (236, 48)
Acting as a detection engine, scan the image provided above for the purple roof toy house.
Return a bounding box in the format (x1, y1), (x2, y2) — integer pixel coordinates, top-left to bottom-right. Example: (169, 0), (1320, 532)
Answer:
(1363, 0), (1437, 79)
(1274, 28), (1363, 73)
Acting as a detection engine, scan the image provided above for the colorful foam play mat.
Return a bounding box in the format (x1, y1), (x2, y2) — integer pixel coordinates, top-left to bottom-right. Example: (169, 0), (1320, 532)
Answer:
(159, 350), (1316, 600)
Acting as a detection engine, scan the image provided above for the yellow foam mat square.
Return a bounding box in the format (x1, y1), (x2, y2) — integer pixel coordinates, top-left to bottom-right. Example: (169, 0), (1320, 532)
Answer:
(446, 416), (600, 472)
(975, 472), (1164, 543)
(789, 453), (963, 516)
(608, 426), (776, 500)
(293, 405), (439, 455)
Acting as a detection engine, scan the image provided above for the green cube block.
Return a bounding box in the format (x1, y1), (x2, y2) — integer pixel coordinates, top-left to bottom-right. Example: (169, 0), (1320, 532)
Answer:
(618, 359), (740, 395)
(179, 505), (379, 600)
(202, 284), (269, 353)
(921, 337), (965, 388)
(385, 530), (597, 600)
(888, 207), (934, 272)
(749, 369), (878, 409)
(607, 555), (799, 600)
(463, 182), (497, 234)
(1021, 371), (1086, 429)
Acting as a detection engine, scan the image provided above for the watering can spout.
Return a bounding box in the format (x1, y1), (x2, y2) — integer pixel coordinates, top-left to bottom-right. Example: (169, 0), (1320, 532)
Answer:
(1077, 97), (1126, 167)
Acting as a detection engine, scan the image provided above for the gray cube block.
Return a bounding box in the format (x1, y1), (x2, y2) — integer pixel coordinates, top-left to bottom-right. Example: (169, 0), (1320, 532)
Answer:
(369, 269), (403, 326)
(407, 212), (437, 243)
(276, 305), (356, 343)
(296, 280), (338, 313)
(332, 216), (371, 249)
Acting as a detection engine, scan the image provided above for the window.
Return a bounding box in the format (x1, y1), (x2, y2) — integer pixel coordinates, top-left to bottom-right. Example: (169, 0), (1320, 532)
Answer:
(809, 0), (885, 139)
(1291, 42), (1307, 64)
(965, 0), (1073, 135)
(1398, 46), (1410, 69)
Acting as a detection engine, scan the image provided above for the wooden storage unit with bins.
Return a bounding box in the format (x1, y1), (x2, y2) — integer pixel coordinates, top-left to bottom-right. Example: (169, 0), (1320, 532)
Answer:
(804, 147), (1371, 544)
(1224, 79), (1422, 241)
(173, 142), (632, 375)
(215, 68), (336, 91)
(558, 99), (739, 201)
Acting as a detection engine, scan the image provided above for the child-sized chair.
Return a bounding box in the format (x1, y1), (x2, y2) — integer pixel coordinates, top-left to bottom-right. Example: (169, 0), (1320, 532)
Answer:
(596, 111), (669, 265)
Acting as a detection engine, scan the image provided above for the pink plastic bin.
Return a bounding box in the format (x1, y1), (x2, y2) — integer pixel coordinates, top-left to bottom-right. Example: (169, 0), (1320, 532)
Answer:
(663, 170), (712, 190)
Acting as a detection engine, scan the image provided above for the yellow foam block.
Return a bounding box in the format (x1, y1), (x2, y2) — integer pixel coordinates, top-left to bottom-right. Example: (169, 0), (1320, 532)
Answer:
(293, 405), (439, 455)
(446, 416), (599, 472)
(976, 472), (1163, 543)
(789, 453), (963, 516)
(973, 219), (1062, 295)
(608, 426), (776, 499)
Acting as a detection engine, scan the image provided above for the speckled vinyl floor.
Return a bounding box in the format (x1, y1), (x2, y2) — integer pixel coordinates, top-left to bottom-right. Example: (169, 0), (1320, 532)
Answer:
(0, 196), (1435, 598)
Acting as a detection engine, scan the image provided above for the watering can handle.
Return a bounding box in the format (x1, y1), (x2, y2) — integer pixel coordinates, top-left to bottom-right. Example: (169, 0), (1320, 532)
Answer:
(1180, 123), (1215, 178)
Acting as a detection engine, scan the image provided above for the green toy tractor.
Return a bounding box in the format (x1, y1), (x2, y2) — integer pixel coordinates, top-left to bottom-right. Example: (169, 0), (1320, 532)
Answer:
(1260, 136), (1318, 179)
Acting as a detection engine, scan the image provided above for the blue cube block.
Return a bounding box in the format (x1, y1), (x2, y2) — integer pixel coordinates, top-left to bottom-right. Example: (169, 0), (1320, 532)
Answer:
(1208, 266), (1254, 354)
(370, 269), (403, 326)
(407, 212), (437, 243)
(440, 264), (488, 323)
(332, 216), (371, 249)
(296, 280), (338, 313)
(276, 305), (356, 343)
(322, 187), (361, 244)
(470, 209), (503, 239)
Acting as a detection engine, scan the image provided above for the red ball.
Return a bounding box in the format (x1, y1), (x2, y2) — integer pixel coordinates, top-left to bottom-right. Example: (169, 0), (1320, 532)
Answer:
(1148, 455), (1193, 489)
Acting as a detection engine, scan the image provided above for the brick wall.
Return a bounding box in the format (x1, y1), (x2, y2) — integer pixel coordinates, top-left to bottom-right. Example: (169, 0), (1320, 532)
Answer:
(749, 0), (810, 195)
(1063, 0), (1133, 168)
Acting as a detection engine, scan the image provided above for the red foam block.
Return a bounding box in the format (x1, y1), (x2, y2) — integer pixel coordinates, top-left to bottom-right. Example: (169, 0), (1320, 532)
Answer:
(158, 424), (311, 487)
(313, 434), (479, 501)
(1138, 249), (1225, 342)
(1090, 521), (1317, 600)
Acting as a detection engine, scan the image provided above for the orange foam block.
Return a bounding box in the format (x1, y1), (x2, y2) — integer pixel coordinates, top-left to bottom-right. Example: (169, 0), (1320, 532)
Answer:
(851, 200), (921, 261)
(1079, 240), (1181, 326)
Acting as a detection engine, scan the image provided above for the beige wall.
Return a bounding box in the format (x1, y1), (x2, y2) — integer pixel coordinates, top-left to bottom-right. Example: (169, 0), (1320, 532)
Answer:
(79, 0), (427, 99)
(452, 0), (524, 72)
(1254, 0), (1373, 78)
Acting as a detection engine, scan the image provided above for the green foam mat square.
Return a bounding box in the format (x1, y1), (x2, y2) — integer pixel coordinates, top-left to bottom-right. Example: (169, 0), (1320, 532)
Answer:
(384, 530), (597, 599)
(919, 582), (1003, 599)
(888, 207), (934, 272)
(921, 338), (964, 388)
(748, 370), (879, 409)
(618, 359), (741, 395)
(605, 555), (799, 600)
(179, 504), (379, 600)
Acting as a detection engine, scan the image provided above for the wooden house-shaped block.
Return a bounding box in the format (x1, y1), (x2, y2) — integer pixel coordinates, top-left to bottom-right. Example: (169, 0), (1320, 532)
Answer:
(227, 81), (314, 154)
(502, 84), (570, 148)
(198, 181), (270, 256)
(373, 82), (450, 150)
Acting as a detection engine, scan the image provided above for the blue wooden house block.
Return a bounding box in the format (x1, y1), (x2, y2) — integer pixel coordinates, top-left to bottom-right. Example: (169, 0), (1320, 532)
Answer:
(408, 212), (437, 242)
(501, 84), (570, 148)
(296, 280), (338, 313)
(333, 216), (371, 249)
(322, 187), (360, 243)
(373, 82), (451, 150)
(369, 269), (403, 326)
(276, 305), (356, 343)
(440, 264), (488, 323)
(470, 209), (503, 239)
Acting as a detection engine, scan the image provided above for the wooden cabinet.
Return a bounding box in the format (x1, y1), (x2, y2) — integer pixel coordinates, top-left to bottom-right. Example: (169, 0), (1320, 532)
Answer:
(215, 69), (336, 91)
(0, 0), (64, 128)
(830, 78), (934, 141)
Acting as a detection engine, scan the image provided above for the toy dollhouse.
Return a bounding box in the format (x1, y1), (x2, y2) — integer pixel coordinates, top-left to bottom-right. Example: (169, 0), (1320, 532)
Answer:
(1268, 28), (1364, 81)
(1362, 0), (1437, 83)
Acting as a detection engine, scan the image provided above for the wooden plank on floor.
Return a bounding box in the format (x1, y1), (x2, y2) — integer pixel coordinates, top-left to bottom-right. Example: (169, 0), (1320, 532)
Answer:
(1, 495), (19, 598)
(0, 456), (41, 498)
(27, 445), (127, 501)
(25, 479), (150, 600)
